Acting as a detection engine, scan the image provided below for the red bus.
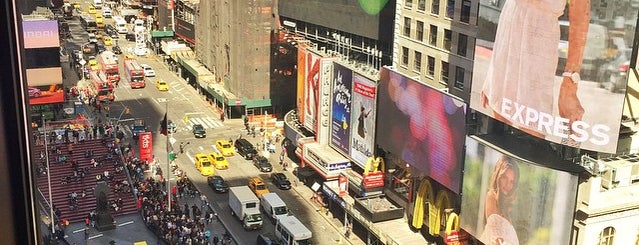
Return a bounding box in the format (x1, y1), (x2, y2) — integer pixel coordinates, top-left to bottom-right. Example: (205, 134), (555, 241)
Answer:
(124, 57), (146, 88)
(89, 70), (115, 102)
(98, 51), (120, 84)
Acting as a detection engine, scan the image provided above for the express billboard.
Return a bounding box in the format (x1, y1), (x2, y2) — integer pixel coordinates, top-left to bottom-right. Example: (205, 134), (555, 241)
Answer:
(350, 72), (377, 168)
(330, 63), (352, 155)
(461, 136), (578, 245)
(22, 20), (60, 49)
(376, 67), (466, 193)
(470, 1), (638, 153)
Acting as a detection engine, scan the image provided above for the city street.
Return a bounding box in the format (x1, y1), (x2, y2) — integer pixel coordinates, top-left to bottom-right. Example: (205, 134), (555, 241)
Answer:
(58, 4), (363, 244)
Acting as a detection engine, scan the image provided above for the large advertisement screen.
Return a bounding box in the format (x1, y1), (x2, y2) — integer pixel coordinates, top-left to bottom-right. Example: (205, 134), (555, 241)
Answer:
(297, 45), (307, 124)
(470, 1), (639, 153)
(22, 20), (60, 49)
(350, 72), (377, 168)
(303, 50), (321, 132)
(330, 63), (352, 155)
(26, 68), (64, 105)
(461, 136), (577, 245)
(377, 67), (466, 193)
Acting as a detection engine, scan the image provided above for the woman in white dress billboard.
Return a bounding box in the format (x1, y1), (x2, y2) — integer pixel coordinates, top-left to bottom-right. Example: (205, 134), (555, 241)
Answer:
(480, 0), (590, 147)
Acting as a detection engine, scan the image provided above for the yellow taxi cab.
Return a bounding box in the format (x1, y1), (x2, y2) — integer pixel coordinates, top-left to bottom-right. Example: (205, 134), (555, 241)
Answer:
(73, 2), (81, 10)
(125, 53), (135, 59)
(195, 154), (215, 176)
(215, 139), (235, 157)
(88, 5), (96, 14)
(88, 59), (99, 70)
(155, 80), (169, 91)
(103, 36), (113, 46)
(209, 152), (229, 170)
(248, 177), (270, 199)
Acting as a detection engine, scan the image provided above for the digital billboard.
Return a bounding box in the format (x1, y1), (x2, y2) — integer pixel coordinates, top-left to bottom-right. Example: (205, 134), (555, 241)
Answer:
(297, 45), (307, 124)
(350, 72), (377, 168)
(330, 63), (352, 155)
(461, 136), (578, 245)
(26, 68), (64, 105)
(22, 20), (60, 49)
(377, 67), (466, 193)
(470, 1), (638, 153)
(303, 50), (321, 132)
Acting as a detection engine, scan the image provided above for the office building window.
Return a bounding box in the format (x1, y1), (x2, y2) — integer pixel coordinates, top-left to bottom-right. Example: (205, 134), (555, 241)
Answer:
(402, 47), (409, 66)
(457, 33), (468, 56)
(432, 0), (440, 15)
(441, 61), (449, 83)
(404, 17), (411, 37)
(418, 0), (426, 11)
(446, 0), (455, 19)
(461, 0), (471, 23)
(414, 51), (422, 72)
(406, 0), (413, 8)
(427, 56), (435, 76)
(454, 66), (465, 89)
(444, 29), (452, 51)
(598, 227), (615, 245)
(429, 25), (438, 46)
(416, 21), (424, 41)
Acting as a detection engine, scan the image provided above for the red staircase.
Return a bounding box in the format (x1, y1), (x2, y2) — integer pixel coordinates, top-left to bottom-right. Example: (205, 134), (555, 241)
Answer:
(35, 139), (138, 223)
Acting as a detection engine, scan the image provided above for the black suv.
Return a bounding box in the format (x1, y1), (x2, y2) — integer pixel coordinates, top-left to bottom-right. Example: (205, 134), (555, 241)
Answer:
(253, 155), (272, 172)
(271, 172), (291, 190)
(234, 138), (257, 160)
(192, 124), (206, 138)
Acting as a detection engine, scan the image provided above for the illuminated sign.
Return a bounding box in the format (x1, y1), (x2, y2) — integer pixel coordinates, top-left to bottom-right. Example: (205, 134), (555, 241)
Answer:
(330, 63), (352, 154)
(349, 72), (377, 168)
(377, 67), (466, 193)
(461, 136), (577, 245)
(362, 157), (384, 189)
(23, 20), (60, 49)
(138, 132), (153, 162)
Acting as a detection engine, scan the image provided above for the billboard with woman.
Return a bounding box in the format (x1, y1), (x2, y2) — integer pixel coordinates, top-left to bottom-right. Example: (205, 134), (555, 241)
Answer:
(461, 136), (578, 245)
(470, 0), (639, 153)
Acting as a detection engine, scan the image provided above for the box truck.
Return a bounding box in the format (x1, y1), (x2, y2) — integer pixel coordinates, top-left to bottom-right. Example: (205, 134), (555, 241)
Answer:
(261, 193), (289, 223)
(229, 186), (263, 230)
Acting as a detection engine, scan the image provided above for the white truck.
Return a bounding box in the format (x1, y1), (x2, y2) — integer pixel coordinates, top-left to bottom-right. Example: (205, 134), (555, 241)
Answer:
(275, 215), (312, 245)
(229, 186), (263, 230)
(261, 193), (289, 223)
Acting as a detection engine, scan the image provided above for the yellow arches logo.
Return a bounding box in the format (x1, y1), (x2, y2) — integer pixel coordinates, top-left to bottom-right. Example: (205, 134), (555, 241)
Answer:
(411, 180), (454, 237)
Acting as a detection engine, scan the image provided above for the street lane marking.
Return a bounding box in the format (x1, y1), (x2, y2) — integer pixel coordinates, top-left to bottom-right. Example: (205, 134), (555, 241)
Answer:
(88, 234), (103, 239)
(118, 221), (134, 226)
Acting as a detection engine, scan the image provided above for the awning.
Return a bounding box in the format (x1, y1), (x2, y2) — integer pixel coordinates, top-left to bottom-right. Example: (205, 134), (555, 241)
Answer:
(303, 142), (351, 179)
(172, 50), (195, 63)
(151, 30), (174, 38)
(244, 99), (272, 109)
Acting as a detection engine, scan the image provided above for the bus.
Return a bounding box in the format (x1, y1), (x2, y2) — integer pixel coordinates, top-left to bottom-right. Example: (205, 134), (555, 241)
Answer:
(113, 16), (128, 34)
(79, 14), (97, 32)
(98, 51), (120, 84)
(88, 70), (114, 102)
(124, 58), (146, 88)
(274, 216), (312, 245)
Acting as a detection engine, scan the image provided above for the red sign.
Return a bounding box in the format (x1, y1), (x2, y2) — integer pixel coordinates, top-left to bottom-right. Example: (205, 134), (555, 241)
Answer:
(338, 174), (348, 197)
(362, 172), (384, 189)
(138, 132), (153, 162)
(445, 230), (469, 244)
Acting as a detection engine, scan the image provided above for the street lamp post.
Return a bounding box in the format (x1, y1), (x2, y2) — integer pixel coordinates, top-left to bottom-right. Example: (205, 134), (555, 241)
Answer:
(43, 117), (55, 235)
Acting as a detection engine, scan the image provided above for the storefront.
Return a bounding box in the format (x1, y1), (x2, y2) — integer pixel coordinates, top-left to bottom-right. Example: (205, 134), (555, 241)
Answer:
(302, 142), (351, 180)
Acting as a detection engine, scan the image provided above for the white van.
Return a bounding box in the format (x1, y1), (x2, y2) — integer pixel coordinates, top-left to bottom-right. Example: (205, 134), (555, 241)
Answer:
(102, 7), (112, 18)
(275, 216), (312, 245)
(93, 0), (103, 9)
(260, 193), (288, 222)
(113, 16), (128, 34)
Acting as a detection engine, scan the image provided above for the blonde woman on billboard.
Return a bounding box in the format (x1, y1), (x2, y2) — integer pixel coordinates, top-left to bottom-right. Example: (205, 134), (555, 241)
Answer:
(480, 155), (520, 245)
(480, 0), (589, 144)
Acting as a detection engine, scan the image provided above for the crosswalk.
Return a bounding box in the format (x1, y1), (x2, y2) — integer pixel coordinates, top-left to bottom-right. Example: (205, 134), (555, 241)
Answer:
(117, 116), (224, 138)
(186, 116), (224, 130)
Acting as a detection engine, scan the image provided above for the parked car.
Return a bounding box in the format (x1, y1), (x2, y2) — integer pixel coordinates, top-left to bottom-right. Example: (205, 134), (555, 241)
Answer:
(235, 138), (257, 160)
(207, 175), (229, 193)
(141, 64), (156, 77)
(253, 155), (272, 172)
(270, 173), (291, 190)
(216, 139), (235, 157)
(192, 124), (206, 138)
